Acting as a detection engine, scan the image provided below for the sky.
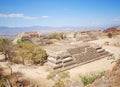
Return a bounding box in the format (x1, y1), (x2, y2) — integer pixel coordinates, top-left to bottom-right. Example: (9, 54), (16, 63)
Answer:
(0, 0), (120, 27)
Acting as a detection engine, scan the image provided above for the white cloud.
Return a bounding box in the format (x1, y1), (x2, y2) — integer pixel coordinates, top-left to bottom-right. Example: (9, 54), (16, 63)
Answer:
(41, 16), (49, 18)
(0, 13), (38, 20)
(8, 13), (24, 18)
(113, 16), (120, 22)
(24, 16), (38, 20)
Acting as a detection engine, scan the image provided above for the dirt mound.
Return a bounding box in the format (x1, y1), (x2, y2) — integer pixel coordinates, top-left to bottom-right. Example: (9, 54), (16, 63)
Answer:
(88, 59), (120, 87)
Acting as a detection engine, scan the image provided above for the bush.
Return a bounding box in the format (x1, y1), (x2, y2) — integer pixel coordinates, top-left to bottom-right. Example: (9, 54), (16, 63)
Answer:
(80, 71), (105, 86)
(33, 47), (47, 65)
(80, 74), (96, 86)
(47, 71), (70, 87)
(15, 41), (47, 65)
(48, 32), (64, 40)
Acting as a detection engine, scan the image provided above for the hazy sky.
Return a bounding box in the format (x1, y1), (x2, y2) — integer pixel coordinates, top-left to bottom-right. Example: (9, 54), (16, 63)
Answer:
(0, 0), (120, 27)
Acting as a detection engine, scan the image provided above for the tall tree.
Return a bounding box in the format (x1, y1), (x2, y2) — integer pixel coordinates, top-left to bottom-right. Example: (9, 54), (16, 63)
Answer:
(16, 41), (47, 65)
(0, 38), (14, 61)
(32, 47), (47, 65)
(15, 41), (34, 65)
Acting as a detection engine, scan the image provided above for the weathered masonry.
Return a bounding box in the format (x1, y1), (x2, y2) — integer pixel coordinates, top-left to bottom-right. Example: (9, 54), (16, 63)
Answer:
(45, 43), (112, 71)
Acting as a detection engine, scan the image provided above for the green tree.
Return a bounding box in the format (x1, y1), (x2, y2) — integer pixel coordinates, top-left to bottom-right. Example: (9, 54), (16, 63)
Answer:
(15, 41), (34, 65)
(32, 47), (47, 65)
(15, 41), (47, 65)
(0, 38), (14, 61)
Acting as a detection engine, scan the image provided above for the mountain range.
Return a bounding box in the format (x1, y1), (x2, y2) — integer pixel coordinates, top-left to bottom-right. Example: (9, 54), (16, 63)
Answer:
(0, 25), (120, 39)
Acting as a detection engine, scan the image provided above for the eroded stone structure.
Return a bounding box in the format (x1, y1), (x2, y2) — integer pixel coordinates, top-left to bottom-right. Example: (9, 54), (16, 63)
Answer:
(13, 31), (52, 45)
(64, 30), (102, 42)
(45, 43), (111, 71)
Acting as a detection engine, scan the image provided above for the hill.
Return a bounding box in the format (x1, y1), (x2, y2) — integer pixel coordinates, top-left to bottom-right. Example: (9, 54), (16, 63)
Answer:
(103, 26), (120, 34)
(88, 59), (120, 87)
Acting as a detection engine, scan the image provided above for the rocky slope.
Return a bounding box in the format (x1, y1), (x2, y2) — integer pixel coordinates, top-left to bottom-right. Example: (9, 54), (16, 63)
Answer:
(88, 59), (120, 87)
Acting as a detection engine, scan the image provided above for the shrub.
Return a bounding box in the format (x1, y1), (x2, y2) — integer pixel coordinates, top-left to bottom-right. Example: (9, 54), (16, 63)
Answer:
(47, 71), (70, 87)
(33, 47), (47, 65)
(48, 32), (64, 40)
(15, 41), (47, 65)
(80, 74), (96, 86)
(80, 71), (106, 86)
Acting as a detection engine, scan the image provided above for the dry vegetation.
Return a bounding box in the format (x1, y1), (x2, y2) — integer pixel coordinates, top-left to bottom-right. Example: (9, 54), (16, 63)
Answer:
(88, 59), (120, 87)
(0, 26), (120, 87)
(0, 38), (47, 65)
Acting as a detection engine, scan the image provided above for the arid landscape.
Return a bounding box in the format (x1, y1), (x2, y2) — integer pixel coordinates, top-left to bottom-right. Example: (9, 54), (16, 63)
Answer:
(0, 0), (120, 87)
(0, 26), (120, 87)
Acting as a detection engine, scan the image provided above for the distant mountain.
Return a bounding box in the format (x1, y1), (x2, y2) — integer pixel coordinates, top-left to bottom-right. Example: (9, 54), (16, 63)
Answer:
(104, 26), (120, 32)
(103, 26), (120, 37)
(0, 25), (105, 33)
(0, 26), (76, 33)
(0, 25), (119, 39)
(0, 26), (81, 39)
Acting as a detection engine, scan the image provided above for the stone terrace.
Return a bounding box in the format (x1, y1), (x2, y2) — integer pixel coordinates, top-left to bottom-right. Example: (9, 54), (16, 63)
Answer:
(44, 42), (111, 71)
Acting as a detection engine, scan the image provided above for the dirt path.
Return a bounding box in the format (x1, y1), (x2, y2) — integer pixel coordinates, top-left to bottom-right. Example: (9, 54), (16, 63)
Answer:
(0, 44), (120, 86)
(0, 54), (53, 87)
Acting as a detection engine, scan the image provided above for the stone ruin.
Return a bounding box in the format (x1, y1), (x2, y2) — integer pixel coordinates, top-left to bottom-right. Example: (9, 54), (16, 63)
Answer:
(64, 30), (102, 42)
(74, 30), (101, 42)
(45, 43), (112, 71)
(13, 31), (52, 45)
